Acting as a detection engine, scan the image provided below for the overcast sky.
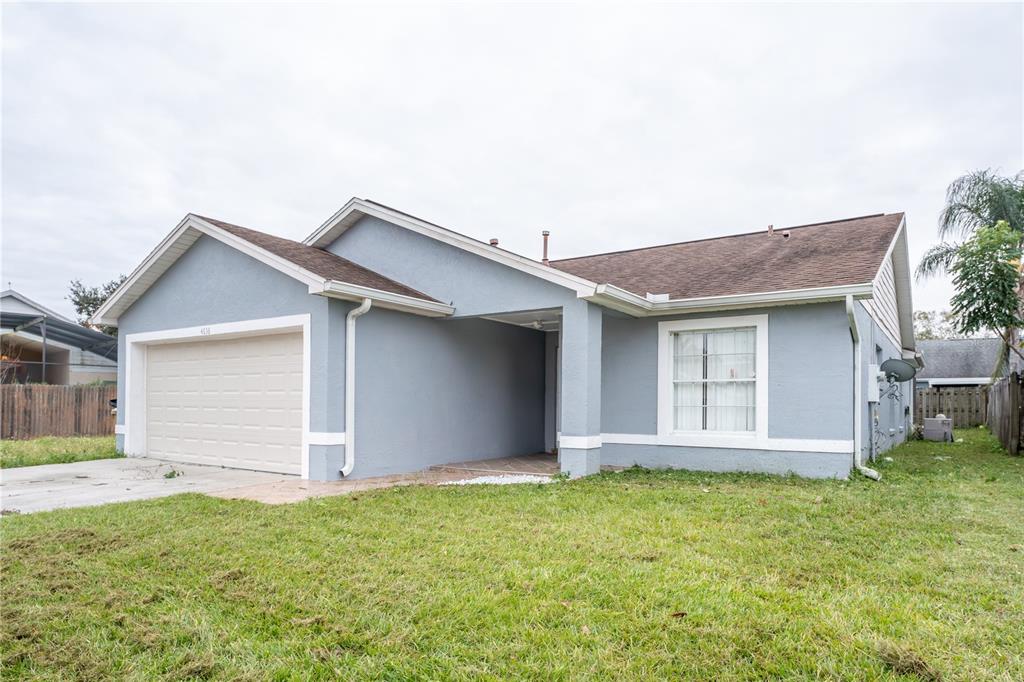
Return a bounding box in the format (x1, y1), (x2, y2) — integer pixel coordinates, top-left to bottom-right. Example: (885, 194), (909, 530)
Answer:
(2, 2), (1021, 320)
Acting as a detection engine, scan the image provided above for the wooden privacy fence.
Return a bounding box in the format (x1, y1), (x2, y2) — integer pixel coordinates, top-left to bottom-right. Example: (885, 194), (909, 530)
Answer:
(987, 373), (1023, 455)
(914, 386), (988, 427)
(0, 384), (117, 439)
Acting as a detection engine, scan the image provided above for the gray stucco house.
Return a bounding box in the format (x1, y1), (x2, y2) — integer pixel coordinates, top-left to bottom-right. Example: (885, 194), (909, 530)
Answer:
(92, 199), (919, 481)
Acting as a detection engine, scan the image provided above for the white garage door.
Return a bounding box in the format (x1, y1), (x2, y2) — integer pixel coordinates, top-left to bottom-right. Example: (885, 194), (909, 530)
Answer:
(145, 332), (303, 474)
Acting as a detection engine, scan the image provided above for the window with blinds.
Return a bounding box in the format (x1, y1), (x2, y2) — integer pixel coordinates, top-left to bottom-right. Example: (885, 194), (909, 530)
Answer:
(671, 326), (756, 432)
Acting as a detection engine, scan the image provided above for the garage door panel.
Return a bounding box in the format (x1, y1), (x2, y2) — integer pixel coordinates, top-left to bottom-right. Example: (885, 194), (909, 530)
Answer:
(146, 332), (302, 474)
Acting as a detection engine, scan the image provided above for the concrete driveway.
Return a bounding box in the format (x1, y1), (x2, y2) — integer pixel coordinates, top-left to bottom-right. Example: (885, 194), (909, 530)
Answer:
(0, 457), (292, 514)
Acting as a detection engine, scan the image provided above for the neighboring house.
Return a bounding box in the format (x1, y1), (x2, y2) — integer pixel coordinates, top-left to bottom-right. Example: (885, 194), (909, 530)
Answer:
(1, 289), (118, 385)
(92, 200), (918, 480)
(915, 338), (1003, 389)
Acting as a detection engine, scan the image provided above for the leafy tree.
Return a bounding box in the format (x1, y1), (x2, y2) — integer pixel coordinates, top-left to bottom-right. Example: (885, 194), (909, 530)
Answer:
(916, 169), (1024, 370)
(68, 275), (127, 336)
(916, 169), (1024, 279)
(948, 221), (1024, 359)
(912, 310), (960, 340)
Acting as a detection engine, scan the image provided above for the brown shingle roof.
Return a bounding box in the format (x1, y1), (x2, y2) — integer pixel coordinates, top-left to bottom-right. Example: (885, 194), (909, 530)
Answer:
(550, 213), (903, 299)
(196, 215), (439, 302)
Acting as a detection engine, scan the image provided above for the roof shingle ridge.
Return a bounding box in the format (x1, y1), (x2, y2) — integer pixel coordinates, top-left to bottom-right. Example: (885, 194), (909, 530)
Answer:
(191, 214), (441, 303)
(550, 212), (897, 263)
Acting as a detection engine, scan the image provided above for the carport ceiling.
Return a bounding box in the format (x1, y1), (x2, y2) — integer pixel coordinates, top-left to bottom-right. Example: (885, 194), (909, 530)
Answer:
(482, 309), (560, 331)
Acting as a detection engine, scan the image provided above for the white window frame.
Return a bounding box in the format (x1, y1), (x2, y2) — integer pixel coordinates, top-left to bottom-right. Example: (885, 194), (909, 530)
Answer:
(657, 314), (769, 448)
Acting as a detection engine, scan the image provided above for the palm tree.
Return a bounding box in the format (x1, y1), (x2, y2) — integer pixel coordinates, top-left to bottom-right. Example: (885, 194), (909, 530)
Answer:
(916, 170), (1024, 373)
(916, 170), (1024, 278)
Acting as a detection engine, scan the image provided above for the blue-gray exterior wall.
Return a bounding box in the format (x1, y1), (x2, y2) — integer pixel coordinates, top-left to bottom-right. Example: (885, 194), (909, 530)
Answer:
(544, 331), (558, 453)
(115, 233), (547, 480)
(354, 309), (546, 478)
(114, 235), (349, 478)
(602, 302), (854, 438)
(325, 215), (578, 316)
(856, 301), (911, 459)
(324, 215), (599, 477)
(599, 302), (855, 478)
(599, 444), (852, 479)
(116, 216), (911, 483)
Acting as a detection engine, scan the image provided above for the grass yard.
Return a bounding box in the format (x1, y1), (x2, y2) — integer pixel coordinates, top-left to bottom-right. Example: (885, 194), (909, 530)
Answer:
(2, 430), (1022, 680)
(0, 436), (120, 469)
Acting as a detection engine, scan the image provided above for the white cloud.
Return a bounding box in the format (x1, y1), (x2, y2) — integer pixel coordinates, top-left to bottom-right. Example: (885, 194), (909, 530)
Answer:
(2, 2), (1021, 318)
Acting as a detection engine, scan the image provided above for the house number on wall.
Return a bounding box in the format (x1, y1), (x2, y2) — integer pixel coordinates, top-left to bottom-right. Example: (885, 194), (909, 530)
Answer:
(200, 327), (212, 336)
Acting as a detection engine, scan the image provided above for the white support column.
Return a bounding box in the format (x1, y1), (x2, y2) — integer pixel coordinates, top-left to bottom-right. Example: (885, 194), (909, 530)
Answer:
(559, 300), (602, 477)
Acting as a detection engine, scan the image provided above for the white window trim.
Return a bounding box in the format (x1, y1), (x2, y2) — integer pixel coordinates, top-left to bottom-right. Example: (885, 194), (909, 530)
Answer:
(122, 314), (322, 479)
(657, 314), (769, 448)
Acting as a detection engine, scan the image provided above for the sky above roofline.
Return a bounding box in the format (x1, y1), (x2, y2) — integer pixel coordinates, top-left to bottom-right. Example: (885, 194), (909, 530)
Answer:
(2, 3), (1021, 318)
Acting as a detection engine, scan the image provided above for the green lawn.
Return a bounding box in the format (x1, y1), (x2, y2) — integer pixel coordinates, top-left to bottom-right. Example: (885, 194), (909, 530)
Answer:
(0, 436), (120, 469)
(2, 430), (1022, 680)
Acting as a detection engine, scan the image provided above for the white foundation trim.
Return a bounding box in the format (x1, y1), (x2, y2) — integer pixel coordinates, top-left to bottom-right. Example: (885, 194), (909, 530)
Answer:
(602, 433), (854, 454)
(558, 434), (602, 450)
(304, 431), (346, 446)
(123, 314), (313, 479)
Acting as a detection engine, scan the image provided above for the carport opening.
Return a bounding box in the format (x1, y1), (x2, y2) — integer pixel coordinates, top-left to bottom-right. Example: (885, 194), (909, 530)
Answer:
(418, 307), (561, 477)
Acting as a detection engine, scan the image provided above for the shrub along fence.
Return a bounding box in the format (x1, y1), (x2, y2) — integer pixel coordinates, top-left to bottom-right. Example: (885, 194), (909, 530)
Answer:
(987, 373), (1023, 454)
(0, 384), (117, 439)
(914, 385), (988, 428)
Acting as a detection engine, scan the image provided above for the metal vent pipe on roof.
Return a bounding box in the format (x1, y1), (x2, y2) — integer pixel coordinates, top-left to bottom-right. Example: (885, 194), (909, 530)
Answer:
(489, 238), (499, 246)
(542, 230), (550, 265)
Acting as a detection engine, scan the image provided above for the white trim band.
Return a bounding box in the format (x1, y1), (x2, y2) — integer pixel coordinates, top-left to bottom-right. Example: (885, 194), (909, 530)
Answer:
(602, 433), (854, 454)
(304, 431), (346, 446)
(114, 424), (126, 435)
(558, 435), (603, 450)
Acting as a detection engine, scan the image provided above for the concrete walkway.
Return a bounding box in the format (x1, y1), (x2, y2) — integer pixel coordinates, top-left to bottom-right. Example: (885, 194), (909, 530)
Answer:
(0, 458), (290, 514)
(1, 454), (562, 513)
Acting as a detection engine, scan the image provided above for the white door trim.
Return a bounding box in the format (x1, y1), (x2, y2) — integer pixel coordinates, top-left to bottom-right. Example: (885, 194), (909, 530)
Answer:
(123, 314), (312, 478)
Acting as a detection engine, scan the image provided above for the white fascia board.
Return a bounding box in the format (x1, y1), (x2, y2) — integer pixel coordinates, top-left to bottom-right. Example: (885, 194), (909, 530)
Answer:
(889, 219), (916, 351)
(90, 215), (329, 327)
(320, 281), (455, 317)
(304, 199), (599, 297)
(925, 377), (992, 386)
(587, 282), (875, 317)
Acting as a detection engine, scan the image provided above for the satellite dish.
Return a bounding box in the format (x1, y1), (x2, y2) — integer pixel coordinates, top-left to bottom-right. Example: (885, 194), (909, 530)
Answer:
(881, 358), (917, 383)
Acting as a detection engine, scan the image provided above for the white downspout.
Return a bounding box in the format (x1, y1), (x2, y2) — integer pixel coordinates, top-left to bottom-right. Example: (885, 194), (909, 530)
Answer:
(846, 295), (880, 481)
(342, 298), (372, 477)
